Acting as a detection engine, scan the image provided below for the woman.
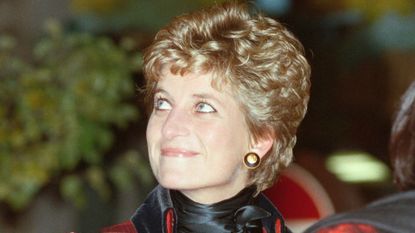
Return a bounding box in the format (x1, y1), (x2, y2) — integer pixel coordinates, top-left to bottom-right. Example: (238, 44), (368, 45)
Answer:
(303, 81), (415, 233)
(102, 1), (310, 233)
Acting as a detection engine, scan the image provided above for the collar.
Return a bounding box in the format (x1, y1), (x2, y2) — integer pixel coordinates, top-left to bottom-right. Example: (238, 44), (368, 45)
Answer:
(130, 185), (290, 233)
(131, 185), (175, 233)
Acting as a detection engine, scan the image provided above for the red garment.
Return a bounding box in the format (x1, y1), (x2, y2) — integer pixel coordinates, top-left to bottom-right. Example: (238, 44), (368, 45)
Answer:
(101, 220), (137, 233)
(100, 219), (281, 233)
(316, 223), (378, 233)
(101, 185), (289, 233)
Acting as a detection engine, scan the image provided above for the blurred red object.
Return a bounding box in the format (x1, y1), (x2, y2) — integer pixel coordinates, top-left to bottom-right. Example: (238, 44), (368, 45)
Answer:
(264, 164), (334, 232)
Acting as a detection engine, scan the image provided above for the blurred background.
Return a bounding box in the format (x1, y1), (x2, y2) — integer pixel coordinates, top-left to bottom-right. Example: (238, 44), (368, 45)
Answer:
(0, 0), (414, 232)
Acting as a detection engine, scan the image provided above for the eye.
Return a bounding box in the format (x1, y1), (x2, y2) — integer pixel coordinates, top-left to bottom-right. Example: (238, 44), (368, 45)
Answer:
(195, 102), (216, 113)
(154, 97), (172, 111)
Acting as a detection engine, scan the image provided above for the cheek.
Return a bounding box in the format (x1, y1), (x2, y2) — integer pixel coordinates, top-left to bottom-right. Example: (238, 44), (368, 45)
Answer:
(146, 116), (161, 162)
(146, 115), (159, 144)
(146, 119), (154, 144)
(200, 120), (250, 156)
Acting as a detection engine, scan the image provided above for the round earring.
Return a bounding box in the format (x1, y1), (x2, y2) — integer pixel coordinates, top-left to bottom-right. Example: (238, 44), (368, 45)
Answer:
(243, 152), (261, 169)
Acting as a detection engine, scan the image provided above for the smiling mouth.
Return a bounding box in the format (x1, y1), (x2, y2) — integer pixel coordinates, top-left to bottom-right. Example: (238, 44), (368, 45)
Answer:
(161, 148), (199, 157)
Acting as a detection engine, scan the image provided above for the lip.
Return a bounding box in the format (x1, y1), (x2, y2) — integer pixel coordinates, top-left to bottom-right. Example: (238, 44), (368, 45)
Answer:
(161, 147), (199, 157)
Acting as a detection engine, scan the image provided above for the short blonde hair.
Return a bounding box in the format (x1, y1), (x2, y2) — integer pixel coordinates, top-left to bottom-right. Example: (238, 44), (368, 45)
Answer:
(143, 1), (311, 192)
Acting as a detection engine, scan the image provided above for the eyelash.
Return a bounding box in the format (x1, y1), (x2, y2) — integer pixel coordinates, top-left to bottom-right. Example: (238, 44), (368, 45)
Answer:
(195, 100), (217, 113)
(154, 96), (171, 111)
(153, 96), (217, 113)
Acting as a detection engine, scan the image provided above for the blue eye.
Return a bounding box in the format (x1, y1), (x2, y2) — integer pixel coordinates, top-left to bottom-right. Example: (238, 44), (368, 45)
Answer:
(155, 98), (172, 111)
(195, 102), (216, 113)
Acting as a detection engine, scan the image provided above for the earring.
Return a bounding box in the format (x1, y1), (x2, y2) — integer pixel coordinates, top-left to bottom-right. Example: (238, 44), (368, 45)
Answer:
(243, 152), (261, 169)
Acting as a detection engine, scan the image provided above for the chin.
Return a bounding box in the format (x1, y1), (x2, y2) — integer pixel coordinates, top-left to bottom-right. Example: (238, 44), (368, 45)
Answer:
(157, 172), (193, 190)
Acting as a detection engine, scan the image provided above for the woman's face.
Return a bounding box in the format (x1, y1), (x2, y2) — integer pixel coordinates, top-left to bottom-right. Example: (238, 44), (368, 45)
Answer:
(146, 69), (252, 204)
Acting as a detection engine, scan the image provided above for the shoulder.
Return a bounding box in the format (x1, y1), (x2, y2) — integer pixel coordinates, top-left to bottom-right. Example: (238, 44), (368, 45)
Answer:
(257, 193), (291, 233)
(304, 191), (415, 233)
(100, 220), (137, 233)
(308, 223), (379, 233)
(101, 186), (169, 233)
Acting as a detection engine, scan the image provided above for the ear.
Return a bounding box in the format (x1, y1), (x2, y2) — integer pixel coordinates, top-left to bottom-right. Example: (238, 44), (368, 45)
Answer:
(250, 133), (275, 159)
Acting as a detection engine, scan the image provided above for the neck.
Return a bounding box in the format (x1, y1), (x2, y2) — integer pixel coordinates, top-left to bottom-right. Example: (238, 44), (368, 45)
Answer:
(171, 186), (269, 233)
(178, 176), (249, 204)
(179, 187), (245, 205)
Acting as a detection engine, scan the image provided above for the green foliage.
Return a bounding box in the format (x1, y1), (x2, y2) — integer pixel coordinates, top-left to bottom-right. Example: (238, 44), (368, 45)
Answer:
(71, 0), (228, 33)
(0, 22), (149, 210)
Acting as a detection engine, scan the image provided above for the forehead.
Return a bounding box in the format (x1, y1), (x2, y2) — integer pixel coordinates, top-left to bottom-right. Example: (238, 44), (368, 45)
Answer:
(157, 66), (230, 93)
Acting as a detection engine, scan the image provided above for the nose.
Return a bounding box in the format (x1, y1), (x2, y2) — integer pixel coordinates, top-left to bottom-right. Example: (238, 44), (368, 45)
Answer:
(161, 108), (191, 140)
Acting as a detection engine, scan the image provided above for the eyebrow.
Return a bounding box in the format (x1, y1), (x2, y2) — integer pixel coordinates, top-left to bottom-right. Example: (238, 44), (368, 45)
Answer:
(154, 88), (169, 97)
(192, 93), (225, 107)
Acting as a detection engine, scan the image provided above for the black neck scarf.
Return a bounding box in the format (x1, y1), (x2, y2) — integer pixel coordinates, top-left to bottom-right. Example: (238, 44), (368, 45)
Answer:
(171, 187), (271, 233)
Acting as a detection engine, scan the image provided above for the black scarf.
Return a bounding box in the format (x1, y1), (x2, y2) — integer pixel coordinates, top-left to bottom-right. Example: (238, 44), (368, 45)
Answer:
(171, 187), (271, 233)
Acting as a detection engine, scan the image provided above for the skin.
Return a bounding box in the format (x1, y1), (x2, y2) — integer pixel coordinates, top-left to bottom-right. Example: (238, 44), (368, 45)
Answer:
(146, 69), (272, 204)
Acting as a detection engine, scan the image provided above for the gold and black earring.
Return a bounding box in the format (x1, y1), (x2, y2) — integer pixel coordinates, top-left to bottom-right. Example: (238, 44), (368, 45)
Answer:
(243, 152), (261, 169)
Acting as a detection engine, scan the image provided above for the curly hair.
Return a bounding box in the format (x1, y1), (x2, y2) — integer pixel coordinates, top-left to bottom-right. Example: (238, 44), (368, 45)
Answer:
(143, 1), (311, 192)
(390, 81), (415, 191)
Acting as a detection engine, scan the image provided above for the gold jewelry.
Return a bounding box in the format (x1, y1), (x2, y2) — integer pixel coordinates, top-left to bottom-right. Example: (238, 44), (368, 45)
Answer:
(243, 152), (260, 169)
